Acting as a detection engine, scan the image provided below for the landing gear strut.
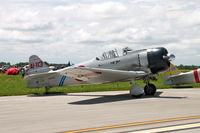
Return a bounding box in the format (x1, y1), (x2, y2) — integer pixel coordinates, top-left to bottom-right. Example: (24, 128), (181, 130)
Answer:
(129, 77), (157, 97)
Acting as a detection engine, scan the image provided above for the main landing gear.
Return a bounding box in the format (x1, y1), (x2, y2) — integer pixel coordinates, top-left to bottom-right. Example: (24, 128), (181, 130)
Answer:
(130, 80), (157, 97)
(144, 83), (156, 96)
(130, 81), (144, 98)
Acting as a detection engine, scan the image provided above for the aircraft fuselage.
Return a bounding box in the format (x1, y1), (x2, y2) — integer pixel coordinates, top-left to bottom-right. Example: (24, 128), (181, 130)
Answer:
(27, 47), (171, 88)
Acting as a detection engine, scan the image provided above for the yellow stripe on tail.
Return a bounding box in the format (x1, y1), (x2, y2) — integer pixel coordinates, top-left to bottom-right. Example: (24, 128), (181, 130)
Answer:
(164, 64), (181, 77)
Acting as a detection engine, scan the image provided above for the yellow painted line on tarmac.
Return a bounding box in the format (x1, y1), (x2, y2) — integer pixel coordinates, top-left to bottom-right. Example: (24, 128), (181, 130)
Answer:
(64, 115), (200, 133)
(130, 122), (200, 133)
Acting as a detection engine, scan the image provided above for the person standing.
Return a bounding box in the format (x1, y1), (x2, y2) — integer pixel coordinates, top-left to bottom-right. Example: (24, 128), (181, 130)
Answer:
(21, 68), (25, 78)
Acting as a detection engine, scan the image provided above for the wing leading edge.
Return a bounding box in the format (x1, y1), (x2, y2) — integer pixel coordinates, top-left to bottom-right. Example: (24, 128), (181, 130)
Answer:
(60, 67), (147, 84)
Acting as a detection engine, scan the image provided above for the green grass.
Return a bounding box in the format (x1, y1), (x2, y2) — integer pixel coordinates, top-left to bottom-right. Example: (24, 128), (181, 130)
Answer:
(0, 73), (200, 96)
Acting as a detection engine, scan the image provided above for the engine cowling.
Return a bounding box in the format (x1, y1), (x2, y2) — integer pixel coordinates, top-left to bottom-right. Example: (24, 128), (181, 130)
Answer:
(147, 47), (173, 74)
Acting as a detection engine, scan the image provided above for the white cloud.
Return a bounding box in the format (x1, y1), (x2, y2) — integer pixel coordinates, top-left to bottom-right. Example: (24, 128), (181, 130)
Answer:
(88, 22), (99, 27)
(0, 0), (200, 65)
(54, 5), (77, 11)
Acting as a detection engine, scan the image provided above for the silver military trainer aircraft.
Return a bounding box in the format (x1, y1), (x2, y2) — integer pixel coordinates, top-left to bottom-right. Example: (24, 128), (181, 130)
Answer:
(26, 47), (175, 97)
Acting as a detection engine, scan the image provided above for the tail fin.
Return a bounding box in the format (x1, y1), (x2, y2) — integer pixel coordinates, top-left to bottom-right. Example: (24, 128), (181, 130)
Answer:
(163, 64), (182, 85)
(28, 55), (50, 75)
(163, 64), (181, 79)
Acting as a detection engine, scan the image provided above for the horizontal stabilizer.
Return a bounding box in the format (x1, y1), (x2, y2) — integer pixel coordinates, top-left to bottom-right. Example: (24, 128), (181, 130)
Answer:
(25, 71), (57, 80)
(25, 71), (58, 88)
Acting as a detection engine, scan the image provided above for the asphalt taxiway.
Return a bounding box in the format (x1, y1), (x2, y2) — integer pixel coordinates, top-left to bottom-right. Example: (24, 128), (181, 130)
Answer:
(0, 88), (200, 133)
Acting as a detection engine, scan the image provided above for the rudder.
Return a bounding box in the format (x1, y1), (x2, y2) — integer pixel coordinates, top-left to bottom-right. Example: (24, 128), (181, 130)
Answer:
(163, 64), (182, 85)
(28, 55), (50, 75)
(163, 64), (181, 79)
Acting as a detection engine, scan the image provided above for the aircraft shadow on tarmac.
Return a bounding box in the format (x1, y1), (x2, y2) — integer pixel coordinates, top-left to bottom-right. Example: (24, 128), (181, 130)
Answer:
(68, 91), (187, 105)
(27, 92), (68, 97)
(172, 86), (193, 89)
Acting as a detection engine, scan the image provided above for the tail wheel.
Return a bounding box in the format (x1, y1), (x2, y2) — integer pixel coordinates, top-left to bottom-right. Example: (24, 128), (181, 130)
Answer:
(144, 84), (156, 96)
(45, 86), (50, 94)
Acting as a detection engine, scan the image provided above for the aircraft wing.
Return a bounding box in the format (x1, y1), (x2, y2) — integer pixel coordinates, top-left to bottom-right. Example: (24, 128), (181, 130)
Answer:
(60, 67), (147, 84)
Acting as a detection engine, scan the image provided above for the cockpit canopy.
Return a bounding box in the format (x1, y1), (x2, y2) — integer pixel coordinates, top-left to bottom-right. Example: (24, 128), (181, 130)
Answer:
(96, 49), (119, 61)
(96, 47), (134, 61)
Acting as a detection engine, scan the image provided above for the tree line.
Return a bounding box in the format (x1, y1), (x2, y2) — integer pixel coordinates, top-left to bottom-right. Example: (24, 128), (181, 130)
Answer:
(0, 62), (200, 70)
(0, 61), (73, 70)
(177, 64), (200, 70)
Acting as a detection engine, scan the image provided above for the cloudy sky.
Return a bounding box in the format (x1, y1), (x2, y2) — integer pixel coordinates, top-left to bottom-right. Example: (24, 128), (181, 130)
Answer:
(0, 0), (200, 65)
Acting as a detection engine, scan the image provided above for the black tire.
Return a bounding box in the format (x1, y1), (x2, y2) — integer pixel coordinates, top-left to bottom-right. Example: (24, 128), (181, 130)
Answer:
(144, 84), (156, 96)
